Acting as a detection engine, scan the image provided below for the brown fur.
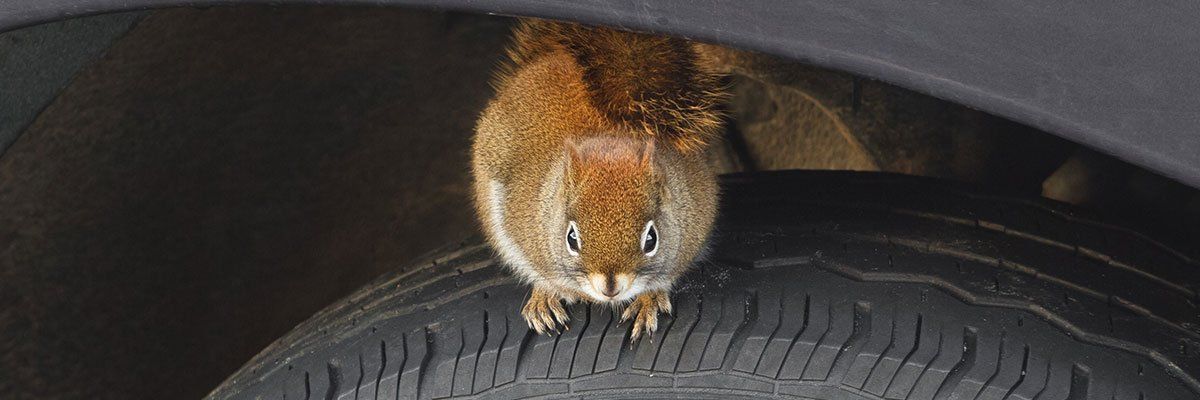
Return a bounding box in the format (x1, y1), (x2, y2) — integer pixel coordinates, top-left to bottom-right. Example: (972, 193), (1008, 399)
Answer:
(472, 18), (724, 340)
(495, 20), (727, 153)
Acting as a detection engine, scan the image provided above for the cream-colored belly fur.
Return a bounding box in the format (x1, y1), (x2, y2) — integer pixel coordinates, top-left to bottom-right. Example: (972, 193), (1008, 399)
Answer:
(485, 180), (537, 283)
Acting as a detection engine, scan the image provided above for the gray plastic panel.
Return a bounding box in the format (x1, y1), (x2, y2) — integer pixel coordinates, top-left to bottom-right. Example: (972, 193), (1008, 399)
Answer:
(0, 11), (144, 157)
(3, 1), (1198, 188)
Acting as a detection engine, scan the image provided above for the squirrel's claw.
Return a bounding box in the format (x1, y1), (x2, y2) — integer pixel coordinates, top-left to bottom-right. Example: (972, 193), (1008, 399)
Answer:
(522, 288), (570, 335)
(623, 291), (671, 344)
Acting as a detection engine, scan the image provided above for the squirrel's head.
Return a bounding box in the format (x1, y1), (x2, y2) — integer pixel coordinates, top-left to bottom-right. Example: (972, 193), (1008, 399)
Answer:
(550, 136), (678, 303)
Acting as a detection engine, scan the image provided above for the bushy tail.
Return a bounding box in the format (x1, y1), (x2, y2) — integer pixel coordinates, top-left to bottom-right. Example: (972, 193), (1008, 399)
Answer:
(499, 19), (727, 153)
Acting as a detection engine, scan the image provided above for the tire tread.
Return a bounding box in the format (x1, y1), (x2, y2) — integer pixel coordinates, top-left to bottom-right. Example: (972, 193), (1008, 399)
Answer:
(208, 172), (1200, 400)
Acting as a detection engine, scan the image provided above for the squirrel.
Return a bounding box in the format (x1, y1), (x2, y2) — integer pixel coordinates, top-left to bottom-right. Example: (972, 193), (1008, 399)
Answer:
(471, 19), (726, 341)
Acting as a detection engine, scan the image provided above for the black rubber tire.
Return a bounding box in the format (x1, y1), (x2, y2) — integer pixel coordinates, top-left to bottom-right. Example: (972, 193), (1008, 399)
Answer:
(208, 171), (1200, 400)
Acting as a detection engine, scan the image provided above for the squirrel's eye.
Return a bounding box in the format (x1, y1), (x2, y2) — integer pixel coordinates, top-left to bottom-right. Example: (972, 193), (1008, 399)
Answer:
(641, 220), (658, 257)
(566, 221), (581, 256)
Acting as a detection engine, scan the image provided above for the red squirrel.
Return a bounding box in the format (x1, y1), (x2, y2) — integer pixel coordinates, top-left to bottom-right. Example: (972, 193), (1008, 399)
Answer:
(471, 19), (726, 341)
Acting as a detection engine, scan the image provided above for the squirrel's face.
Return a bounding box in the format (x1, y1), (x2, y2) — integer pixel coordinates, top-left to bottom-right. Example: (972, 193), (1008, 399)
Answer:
(553, 136), (674, 303)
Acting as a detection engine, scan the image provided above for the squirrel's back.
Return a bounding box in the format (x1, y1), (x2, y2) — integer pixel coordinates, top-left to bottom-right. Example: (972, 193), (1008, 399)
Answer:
(481, 19), (726, 159)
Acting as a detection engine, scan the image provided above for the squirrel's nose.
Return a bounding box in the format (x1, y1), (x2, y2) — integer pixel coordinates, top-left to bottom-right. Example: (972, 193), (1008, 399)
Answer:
(589, 273), (631, 299)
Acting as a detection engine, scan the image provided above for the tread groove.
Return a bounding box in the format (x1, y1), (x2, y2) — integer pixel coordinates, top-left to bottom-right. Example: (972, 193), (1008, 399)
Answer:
(704, 291), (751, 371)
(878, 313), (923, 396)
(446, 326), (466, 398)
(976, 332), (1007, 400)
(546, 324), (563, 374)
(566, 306), (591, 377)
(482, 314), (508, 391)
(373, 341), (386, 400)
(509, 322), (536, 380)
(590, 308), (613, 375)
(467, 312), (489, 394)
(647, 300), (680, 371)
(752, 292), (785, 375)
(678, 295), (704, 372)
(1000, 344), (1031, 400)
(387, 335), (406, 400)
(861, 310), (898, 388)
(1031, 357), (1052, 400)
(776, 294), (811, 379)
(798, 300), (834, 378)
(414, 328), (433, 399)
(324, 363), (339, 400)
(841, 303), (894, 389)
(729, 289), (768, 373)
(827, 301), (872, 381)
(891, 325), (943, 398)
(685, 292), (721, 372)
(931, 327), (978, 400)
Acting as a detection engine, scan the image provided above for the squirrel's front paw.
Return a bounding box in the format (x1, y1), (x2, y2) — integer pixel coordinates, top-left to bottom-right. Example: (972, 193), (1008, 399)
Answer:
(621, 290), (672, 343)
(522, 287), (570, 335)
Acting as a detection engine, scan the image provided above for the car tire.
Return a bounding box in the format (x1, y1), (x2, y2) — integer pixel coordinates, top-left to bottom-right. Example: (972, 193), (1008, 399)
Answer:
(208, 171), (1200, 399)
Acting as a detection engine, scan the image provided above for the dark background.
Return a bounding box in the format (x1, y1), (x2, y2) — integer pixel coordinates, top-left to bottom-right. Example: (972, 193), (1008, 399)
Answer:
(0, 8), (502, 399)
